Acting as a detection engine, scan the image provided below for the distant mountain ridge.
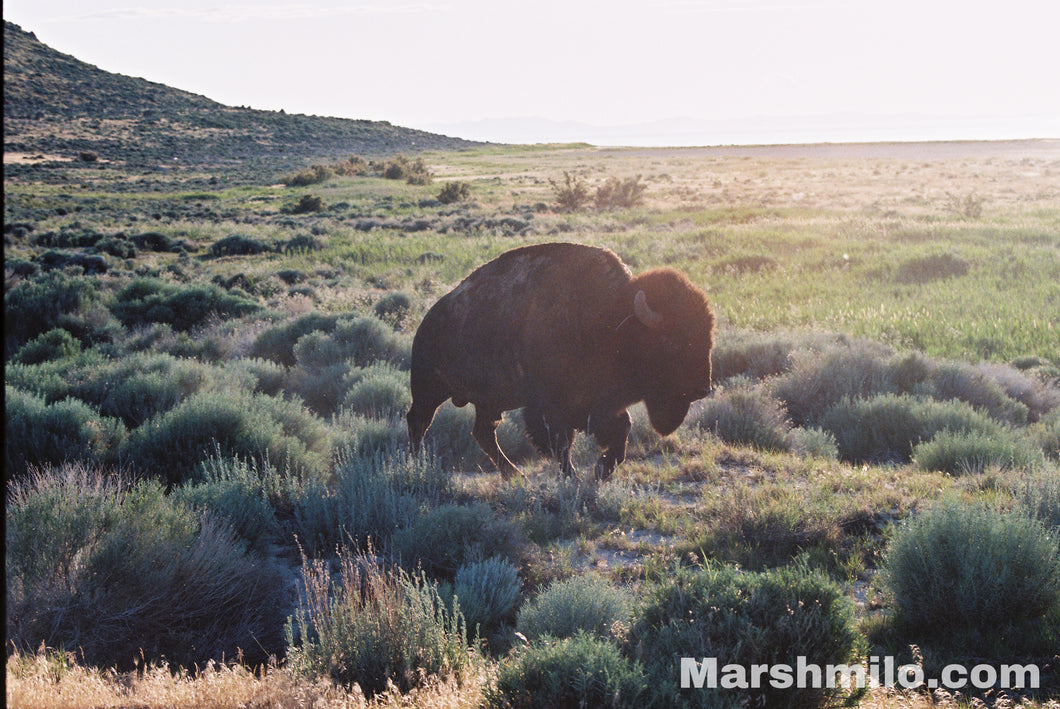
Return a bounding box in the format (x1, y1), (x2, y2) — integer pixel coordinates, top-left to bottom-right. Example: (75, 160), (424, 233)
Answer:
(2, 21), (481, 165)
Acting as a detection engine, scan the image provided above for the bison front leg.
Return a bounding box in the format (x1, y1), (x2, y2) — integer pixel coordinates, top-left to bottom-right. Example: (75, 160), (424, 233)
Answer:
(524, 408), (576, 477)
(590, 410), (632, 481)
(472, 408), (520, 479)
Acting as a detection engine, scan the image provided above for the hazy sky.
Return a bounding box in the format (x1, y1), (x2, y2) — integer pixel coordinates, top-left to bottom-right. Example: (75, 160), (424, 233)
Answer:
(5, 0), (1059, 145)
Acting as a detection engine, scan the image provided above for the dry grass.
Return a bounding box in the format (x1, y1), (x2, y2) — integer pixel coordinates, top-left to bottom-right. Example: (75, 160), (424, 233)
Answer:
(862, 688), (1060, 708)
(5, 649), (487, 709)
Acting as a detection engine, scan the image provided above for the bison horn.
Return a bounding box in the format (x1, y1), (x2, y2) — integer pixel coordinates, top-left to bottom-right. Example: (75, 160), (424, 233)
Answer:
(634, 290), (663, 328)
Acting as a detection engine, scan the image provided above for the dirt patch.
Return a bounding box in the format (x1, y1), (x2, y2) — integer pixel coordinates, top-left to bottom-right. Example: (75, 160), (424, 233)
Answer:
(3, 151), (73, 164)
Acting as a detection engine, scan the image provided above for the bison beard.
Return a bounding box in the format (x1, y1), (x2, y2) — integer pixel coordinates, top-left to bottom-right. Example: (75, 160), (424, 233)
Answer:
(406, 242), (714, 479)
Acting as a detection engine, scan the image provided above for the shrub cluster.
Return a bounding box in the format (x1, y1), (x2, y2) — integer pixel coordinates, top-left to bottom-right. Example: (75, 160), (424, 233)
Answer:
(452, 557), (522, 632)
(881, 500), (1060, 656)
(629, 562), (861, 708)
(438, 180), (472, 204)
(112, 278), (261, 331)
(6, 464), (286, 669)
(488, 633), (646, 709)
(694, 336), (1060, 466)
(393, 502), (526, 578)
(122, 389), (331, 486)
(594, 175), (647, 209)
(516, 573), (633, 642)
(5, 387), (126, 475)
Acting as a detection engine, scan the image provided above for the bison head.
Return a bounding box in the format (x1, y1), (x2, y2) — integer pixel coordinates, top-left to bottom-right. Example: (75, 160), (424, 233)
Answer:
(625, 268), (714, 435)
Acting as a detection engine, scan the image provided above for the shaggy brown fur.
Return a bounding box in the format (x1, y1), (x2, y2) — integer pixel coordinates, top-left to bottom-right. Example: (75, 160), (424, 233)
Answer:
(407, 242), (714, 479)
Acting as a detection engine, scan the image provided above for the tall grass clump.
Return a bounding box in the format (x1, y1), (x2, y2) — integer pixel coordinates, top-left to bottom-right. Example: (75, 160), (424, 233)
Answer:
(516, 573), (633, 642)
(452, 557), (522, 633)
(285, 549), (471, 698)
(629, 562), (861, 709)
(881, 500), (1060, 656)
(487, 633), (646, 709)
(6, 464), (287, 669)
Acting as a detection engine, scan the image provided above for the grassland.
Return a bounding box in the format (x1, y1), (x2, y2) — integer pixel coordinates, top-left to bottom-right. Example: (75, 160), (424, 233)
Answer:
(5, 139), (1060, 708)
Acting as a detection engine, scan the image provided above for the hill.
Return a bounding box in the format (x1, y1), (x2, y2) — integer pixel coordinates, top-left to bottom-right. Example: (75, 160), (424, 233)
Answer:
(2, 21), (481, 167)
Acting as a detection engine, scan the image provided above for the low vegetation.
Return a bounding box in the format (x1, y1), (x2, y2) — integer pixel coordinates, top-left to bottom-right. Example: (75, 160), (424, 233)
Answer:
(5, 138), (1060, 707)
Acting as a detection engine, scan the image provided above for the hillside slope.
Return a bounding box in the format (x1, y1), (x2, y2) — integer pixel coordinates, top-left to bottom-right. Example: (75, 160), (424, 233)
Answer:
(3, 21), (480, 165)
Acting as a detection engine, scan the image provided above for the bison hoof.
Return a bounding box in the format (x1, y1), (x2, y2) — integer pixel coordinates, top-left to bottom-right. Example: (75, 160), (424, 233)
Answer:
(594, 458), (616, 481)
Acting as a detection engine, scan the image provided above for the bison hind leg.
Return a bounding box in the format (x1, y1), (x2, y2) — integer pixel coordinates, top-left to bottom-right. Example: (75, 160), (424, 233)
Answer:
(472, 407), (520, 479)
(407, 368), (451, 454)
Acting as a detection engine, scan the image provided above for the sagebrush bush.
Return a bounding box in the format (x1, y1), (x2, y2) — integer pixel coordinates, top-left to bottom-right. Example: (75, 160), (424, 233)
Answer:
(250, 312), (341, 366)
(1017, 471), (1060, 530)
(593, 175), (646, 209)
(175, 454), (281, 553)
(285, 549), (470, 698)
(373, 290), (412, 325)
(785, 426), (839, 459)
(6, 464), (286, 669)
(820, 393), (999, 463)
(292, 315), (410, 370)
(690, 385), (792, 451)
(394, 502), (526, 578)
(342, 362), (412, 418)
(977, 360), (1060, 422)
(4, 270), (112, 348)
(629, 562), (861, 709)
(11, 327), (81, 364)
(207, 234), (273, 256)
(331, 409), (408, 456)
(438, 180), (472, 204)
(487, 633), (646, 709)
(121, 389), (331, 486)
(771, 340), (897, 425)
(925, 361), (1029, 425)
(895, 251), (970, 283)
(710, 330), (802, 382)
(1031, 409), (1060, 460)
(112, 278), (260, 331)
(452, 557), (522, 632)
(881, 500), (1060, 655)
(912, 429), (1045, 474)
(5, 387), (126, 476)
(74, 353), (213, 426)
(294, 449), (450, 555)
(550, 171), (591, 212)
(516, 573), (633, 642)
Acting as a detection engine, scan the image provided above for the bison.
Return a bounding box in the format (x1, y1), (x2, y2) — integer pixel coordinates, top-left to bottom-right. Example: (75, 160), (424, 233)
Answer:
(406, 242), (715, 479)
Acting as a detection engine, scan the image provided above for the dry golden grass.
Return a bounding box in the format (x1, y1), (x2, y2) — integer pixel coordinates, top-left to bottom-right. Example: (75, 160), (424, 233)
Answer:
(862, 688), (1060, 709)
(6, 649), (487, 709)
